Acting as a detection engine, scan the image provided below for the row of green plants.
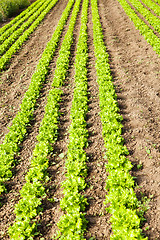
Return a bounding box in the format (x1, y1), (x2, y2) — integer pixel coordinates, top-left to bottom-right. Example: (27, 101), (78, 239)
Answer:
(0, 0), (41, 35)
(0, 0), (46, 44)
(141, 0), (160, 17)
(8, 88), (62, 239)
(0, 0), (30, 21)
(129, 0), (160, 34)
(0, 0), (60, 71)
(91, 0), (147, 239)
(154, 0), (160, 4)
(57, 0), (89, 238)
(117, 0), (160, 55)
(0, 0), (75, 196)
(8, 0), (81, 238)
(0, 0), (57, 57)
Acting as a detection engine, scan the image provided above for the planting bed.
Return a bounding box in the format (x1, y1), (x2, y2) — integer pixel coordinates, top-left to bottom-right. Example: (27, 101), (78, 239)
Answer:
(0, 0), (160, 239)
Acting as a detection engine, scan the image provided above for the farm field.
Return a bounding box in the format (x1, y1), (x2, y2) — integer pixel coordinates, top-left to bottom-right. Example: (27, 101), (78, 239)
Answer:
(0, 0), (160, 239)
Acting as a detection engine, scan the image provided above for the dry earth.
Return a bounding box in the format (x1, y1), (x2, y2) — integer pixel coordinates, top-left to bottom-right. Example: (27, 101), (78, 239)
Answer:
(0, 0), (160, 239)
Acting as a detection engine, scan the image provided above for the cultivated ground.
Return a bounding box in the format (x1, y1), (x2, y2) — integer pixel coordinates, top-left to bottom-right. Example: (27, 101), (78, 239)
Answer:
(0, 0), (160, 239)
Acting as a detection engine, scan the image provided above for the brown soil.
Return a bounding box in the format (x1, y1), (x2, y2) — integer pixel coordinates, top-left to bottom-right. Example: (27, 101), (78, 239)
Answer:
(0, 0), (68, 143)
(34, 4), (83, 239)
(0, 0), (70, 238)
(0, 0), (160, 239)
(98, 0), (160, 239)
(83, 3), (111, 239)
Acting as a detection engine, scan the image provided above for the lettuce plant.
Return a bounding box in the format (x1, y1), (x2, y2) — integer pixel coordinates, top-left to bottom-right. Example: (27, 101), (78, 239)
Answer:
(57, 0), (89, 238)
(91, 0), (148, 238)
(0, 0), (75, 195)
(117, 0), (160, 55)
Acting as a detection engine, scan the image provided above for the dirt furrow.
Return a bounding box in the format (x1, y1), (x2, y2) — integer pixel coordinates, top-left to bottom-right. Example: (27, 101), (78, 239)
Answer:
(98, 0), (160, 239)
(1, 0), (160, 239)
(0, 0), (68, 143)
(0, 5), (72, 238)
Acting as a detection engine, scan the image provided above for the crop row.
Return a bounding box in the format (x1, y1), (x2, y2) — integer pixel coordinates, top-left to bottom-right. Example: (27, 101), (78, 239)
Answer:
(8, 88), (62, 239)
(117, 0), (160, 55)
(0, 0), (150, 238)
(129, 0), (160, 34)
(0, 0), (75, 196)
(57, 0), (89, 238)
(141, 0), (160, 17)
(8, 0), (82, 238)
(91, 0), (147, 239)
(154, 0), (160, 4)
(0, 0), (41, 35)
(0, 0), (46, 44)
(0, 0), (53, 56)
(0, 0), (58, 71)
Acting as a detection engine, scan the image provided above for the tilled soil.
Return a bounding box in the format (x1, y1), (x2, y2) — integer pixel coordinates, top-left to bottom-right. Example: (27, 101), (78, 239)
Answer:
(0, 0), (160, 239)
(0, 0), (68, 142)
(83, 3), (111, 239)
(34, 3), (83, 239)
(99, 0), (160, 239)
(0, 0), (71, 238)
